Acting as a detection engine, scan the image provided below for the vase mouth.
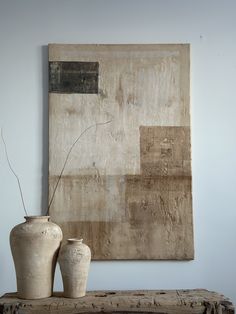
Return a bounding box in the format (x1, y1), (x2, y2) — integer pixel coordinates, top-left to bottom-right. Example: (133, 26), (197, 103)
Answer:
(67, 238), (83, 244)
(24, 216), (50, 222)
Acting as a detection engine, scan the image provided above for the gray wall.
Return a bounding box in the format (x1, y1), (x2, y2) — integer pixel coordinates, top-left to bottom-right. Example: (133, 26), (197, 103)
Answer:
(0, 0), (236, 304)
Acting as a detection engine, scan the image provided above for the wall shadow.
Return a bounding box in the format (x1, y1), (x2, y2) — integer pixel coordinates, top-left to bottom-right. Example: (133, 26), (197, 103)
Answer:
(41, 45), (49, 215)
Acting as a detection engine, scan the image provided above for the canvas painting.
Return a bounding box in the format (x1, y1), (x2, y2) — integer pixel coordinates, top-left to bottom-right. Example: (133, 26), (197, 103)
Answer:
(48, 44), (193, 260)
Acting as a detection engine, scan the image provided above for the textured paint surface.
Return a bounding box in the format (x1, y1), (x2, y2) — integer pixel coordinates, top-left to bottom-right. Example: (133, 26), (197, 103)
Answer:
(49, 61), (99, 93)
(48, 44), (193, 260)
(140, 126), (191, 176)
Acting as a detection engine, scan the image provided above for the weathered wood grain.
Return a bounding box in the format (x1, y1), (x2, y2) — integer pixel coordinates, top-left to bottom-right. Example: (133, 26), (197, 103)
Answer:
(0, 290), (234, 314)
(48, 44), (193, 260)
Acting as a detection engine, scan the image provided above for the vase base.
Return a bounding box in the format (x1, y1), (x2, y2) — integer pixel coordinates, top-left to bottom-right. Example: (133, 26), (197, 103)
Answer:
(17, 293), (52, 300)
(63, 293), (86, 298)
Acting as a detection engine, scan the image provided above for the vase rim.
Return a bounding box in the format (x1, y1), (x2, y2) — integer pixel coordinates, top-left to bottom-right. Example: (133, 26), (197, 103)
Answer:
(67, 238), (83, 243)
(24, 215), (50, 221)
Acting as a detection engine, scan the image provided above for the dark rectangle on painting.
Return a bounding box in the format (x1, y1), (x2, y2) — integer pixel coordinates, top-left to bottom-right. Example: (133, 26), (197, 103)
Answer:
(49, 61), (99, 94)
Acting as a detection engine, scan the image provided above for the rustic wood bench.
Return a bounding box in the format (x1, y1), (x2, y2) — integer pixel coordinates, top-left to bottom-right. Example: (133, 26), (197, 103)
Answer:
(0, 289), (234, 314)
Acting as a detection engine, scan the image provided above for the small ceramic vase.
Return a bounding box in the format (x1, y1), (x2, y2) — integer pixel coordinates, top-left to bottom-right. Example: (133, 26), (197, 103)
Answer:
(10, 216), (63, 299)
(58, 238), (91, 298)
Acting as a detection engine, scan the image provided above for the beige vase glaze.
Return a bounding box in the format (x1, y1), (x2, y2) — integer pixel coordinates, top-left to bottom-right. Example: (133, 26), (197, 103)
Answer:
(10, 216), (63, 299)
(58, 239), (91, 298)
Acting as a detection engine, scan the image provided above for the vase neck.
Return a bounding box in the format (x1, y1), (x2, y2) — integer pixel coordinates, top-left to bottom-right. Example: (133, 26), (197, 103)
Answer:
(67, 238), (83, 244)
(24, 216), (50, 223)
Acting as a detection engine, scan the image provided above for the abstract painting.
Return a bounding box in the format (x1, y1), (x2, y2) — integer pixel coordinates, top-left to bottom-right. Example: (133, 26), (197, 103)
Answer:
(48, 44), (193, 260)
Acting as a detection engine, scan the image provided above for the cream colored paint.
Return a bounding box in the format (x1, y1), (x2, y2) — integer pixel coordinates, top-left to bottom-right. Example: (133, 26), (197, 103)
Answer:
(49, 45), (189, 177)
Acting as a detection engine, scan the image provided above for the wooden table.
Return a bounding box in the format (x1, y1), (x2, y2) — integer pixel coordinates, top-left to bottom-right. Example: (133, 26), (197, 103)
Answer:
(0, 289), (234, 314)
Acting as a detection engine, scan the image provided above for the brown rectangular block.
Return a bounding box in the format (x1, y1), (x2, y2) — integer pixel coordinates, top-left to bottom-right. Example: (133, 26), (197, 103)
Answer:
(50, 174), (193, 260)
(140, 126), (191, 176)
(59, 219), (193, 260)
(125, 175), (192, 225)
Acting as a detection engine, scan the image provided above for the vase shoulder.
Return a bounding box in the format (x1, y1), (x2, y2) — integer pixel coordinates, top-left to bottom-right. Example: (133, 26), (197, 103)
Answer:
(10, 216), (63, 241)
(60, 239), (91, 259)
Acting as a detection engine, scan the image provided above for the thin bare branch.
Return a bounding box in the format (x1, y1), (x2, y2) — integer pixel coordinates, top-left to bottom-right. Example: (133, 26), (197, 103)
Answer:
(1, 128), (28, 216)
(47, 120), (112, 215)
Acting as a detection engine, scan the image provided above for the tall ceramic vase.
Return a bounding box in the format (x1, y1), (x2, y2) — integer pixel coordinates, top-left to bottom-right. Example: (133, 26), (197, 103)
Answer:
(10, 216), (63, 299)
(58, 238), (91, 298)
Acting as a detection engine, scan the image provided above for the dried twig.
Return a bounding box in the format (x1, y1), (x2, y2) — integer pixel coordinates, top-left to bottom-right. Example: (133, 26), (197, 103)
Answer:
(46, 120), (112, 215)
(1, 128), (28, 216)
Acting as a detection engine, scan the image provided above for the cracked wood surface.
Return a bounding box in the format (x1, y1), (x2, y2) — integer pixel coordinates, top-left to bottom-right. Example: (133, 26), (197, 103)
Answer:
(0, 290), (234, 314)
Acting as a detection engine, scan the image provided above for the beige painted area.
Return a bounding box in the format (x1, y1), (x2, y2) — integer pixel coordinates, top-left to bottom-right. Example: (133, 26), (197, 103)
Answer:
(49, 44), (193, 260)
(49, 45), (190, 176)
(49, 175), (126, 223)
